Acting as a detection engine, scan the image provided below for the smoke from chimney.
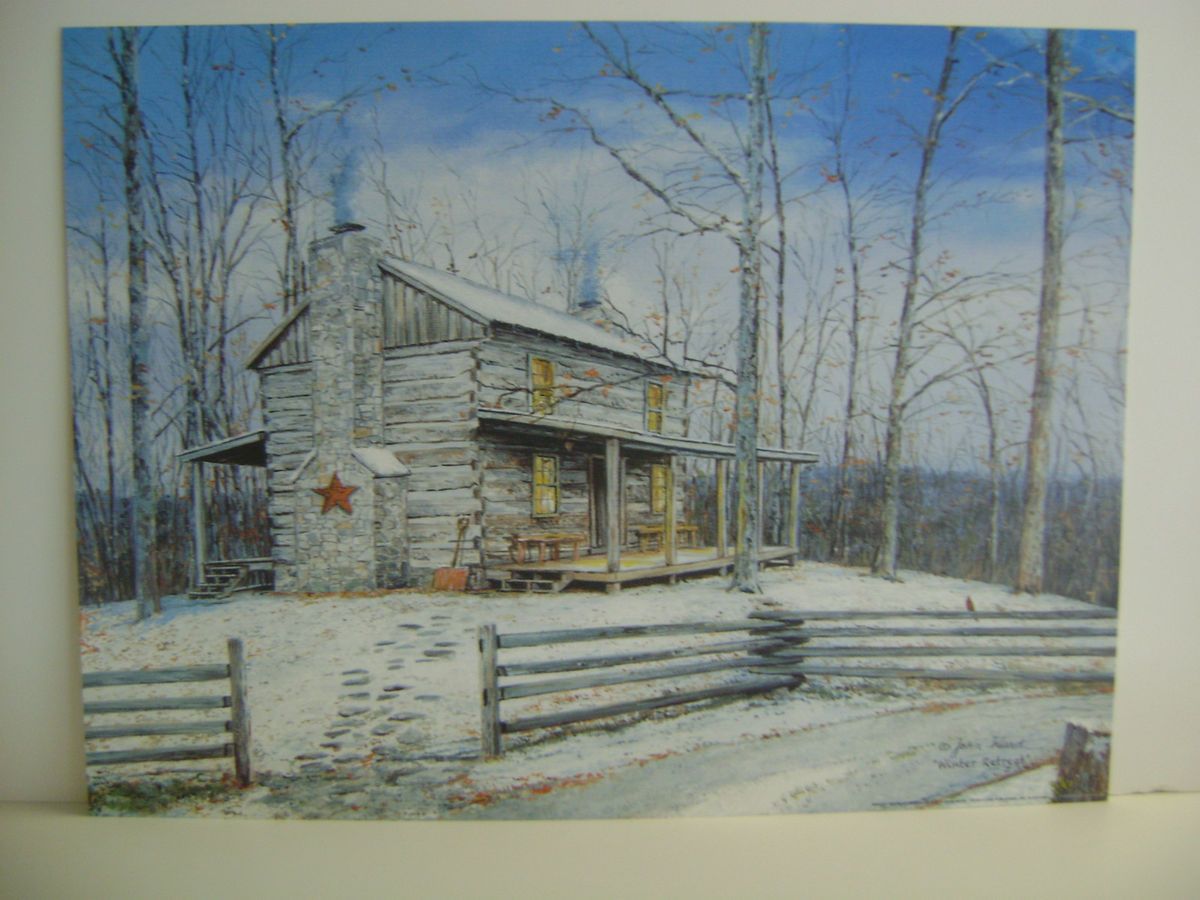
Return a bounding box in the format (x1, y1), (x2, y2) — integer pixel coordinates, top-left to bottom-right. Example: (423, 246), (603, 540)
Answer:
(577, 241), (600, 310)
(330, 141), (361, 228)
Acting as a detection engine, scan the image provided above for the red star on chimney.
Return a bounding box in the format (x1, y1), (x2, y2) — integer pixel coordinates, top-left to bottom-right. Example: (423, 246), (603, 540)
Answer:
(313, 472), (357, 515)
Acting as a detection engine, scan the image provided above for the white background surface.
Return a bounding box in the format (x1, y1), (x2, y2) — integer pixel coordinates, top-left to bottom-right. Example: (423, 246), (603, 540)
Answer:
(2, 0), (1197, 895)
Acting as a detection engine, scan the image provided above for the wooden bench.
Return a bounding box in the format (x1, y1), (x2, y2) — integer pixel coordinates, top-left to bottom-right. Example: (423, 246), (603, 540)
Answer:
(509, 532), (586, 564)
(632, 524), (701, 552)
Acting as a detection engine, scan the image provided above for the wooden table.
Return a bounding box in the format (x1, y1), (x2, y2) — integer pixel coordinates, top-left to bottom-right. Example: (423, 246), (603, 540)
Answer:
(632, 524), (700, 551)
(509, 533), (586, 564)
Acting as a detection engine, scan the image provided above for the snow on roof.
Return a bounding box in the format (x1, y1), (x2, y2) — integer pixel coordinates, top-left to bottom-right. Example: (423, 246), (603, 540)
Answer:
(379, 257), (682, 371)
(351, 447), (411, 478)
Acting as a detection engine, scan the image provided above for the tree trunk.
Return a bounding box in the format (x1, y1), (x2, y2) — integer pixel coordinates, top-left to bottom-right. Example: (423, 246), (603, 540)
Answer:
(268, 25), (302, 312)
(731, 24), (769, 592)
(833, 155), (863, 563)
(111, 27), (158, 617)
(1016, 29), (1066, 594)
(766, 100), (788, 450)
(979, 373), (1001, 581)
(872, 27), (961, 579)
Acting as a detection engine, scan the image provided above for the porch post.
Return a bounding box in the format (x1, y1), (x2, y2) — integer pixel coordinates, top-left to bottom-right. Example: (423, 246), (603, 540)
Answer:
(788, 461), (802, 559)
(191, 461), (207, 588)
(605, 438), (622, 577)
(663, 455), (678, 567)
(715, 458), (728, 559)
(757, 460), (766, 546)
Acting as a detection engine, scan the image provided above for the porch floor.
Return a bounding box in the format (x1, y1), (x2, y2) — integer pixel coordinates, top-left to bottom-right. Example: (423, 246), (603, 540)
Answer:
(490, 545), (797, 591)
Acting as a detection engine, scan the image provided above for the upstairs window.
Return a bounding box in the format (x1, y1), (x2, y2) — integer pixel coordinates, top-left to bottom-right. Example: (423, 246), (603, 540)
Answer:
(530, 357), (556, 415)
(646, 381), (666, 433)
(533, 454), (560, 517)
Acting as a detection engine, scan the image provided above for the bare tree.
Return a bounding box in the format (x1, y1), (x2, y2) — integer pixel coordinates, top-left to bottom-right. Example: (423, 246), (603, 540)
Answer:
(107, 27), (158, 618)
(67, 210), (127, 605)
(810, 35), (891, 562)
(873, 27), (993, 579)
(250, 25), (380, 311)
(927, 305), (1026, 581)
(139, 28), (267, 449)
(1015, 30), (1067, 593)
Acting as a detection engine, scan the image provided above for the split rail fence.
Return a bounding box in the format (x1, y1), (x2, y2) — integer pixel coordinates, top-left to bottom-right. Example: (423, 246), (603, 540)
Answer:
(478, 607), (1116, 758)
(82, 637), (252, 786)
(477, 619), (805, 757)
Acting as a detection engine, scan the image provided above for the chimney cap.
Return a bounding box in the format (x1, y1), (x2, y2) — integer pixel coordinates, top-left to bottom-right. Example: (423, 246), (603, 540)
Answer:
(330, 222), (365, 234)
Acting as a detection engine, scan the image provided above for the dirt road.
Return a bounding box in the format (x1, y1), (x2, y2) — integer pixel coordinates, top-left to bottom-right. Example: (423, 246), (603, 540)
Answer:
(453, 690), (1109, 818)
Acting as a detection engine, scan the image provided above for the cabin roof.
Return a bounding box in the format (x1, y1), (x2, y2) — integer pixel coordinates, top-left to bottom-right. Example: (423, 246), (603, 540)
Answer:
(379, 257), (692, 373)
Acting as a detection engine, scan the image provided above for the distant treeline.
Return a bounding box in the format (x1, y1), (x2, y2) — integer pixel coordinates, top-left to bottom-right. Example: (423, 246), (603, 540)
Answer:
(77, 465), (1119, 608)
(686, 465), (1121, 608)
(74, 471), (269, 607)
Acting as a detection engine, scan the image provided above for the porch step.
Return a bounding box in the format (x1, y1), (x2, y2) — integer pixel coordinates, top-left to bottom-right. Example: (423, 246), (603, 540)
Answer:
(495, 576), (571, 593)
(189, 559), (274, 601)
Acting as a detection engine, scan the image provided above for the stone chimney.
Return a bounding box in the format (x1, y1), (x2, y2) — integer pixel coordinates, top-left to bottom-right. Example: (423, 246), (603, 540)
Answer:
(307, 223), (384, 451)
(288, 222), (411, 592)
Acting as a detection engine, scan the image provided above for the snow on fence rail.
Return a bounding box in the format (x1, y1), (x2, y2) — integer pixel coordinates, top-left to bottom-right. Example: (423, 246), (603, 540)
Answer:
(477, 619), (805, 757)
(82, 637), (252, 786)
(477, 608), (1117, 758)
(744, 609), (1117, 685)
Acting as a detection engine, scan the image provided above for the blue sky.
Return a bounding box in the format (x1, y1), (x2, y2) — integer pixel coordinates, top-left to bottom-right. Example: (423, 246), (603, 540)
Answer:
(60, 20), (1135, 471)
(62, 22), (1133, 176)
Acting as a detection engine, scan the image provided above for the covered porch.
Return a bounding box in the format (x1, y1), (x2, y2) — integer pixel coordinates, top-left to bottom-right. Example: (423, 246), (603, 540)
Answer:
(477, 408), (817, 593)
(494, 545), (798, 592)
(176, 430), (273, 600)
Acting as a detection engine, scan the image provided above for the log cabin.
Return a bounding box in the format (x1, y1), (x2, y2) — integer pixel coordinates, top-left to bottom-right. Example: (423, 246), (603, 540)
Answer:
(178, 224), (817, 597)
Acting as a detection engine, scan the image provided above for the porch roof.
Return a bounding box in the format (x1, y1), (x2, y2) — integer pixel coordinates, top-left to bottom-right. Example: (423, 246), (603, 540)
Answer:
(177, 430), (268, 467)
(476, 408), (818, 464)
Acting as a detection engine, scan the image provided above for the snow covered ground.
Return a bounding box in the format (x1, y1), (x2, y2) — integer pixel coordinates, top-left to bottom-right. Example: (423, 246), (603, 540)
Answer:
(78, 562), (1115, 819)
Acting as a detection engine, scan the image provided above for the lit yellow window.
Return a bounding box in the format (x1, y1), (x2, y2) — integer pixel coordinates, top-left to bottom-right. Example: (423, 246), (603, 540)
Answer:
(646, 381), (666, 433)
(533, 454), (559, 517)
(530, 357), (556, 414)
(651, 463), (667, 514)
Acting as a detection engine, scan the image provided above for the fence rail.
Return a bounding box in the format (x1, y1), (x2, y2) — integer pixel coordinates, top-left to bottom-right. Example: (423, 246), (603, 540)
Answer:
(478, 619), (803, 757)
(745, 608), (1116, 686)
(82, 637), (251, 786)
(478, 606), (1116, 758)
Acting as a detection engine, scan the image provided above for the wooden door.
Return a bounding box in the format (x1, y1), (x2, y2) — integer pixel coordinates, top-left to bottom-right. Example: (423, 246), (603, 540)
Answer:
(589, 456), (607, 551)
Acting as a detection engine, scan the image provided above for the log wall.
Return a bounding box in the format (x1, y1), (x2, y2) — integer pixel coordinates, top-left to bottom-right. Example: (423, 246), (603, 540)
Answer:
(261, 365), (314, 571)
(382, 342), (483, 576)
(255, 306), (312, 368)
(478, 437), (590, 565)
(477, 331), (688, 438)
(381, 273), (487, 347)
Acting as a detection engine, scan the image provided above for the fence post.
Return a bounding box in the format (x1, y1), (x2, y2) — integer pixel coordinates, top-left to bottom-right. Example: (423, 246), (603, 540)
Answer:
(479, 624), (502, 758)
(227, 638), (253, 786)
(1053, 721), (1110, 802)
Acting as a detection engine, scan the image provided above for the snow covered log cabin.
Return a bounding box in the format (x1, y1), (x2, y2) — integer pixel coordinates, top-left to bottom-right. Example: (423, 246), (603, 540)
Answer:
(178, 223), (817, 596)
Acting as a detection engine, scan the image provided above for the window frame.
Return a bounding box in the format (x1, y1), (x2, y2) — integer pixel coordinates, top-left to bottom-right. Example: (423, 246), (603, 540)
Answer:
(529, 355), (556, 415)
(532, 453), (561, 518)
(645, 380), (666, 434)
